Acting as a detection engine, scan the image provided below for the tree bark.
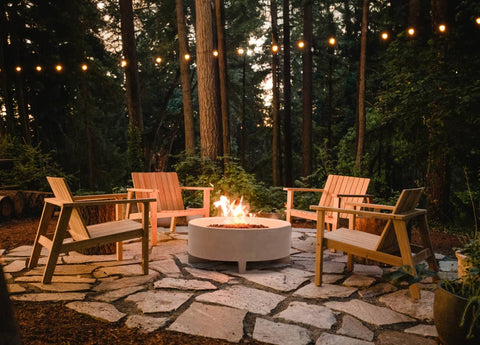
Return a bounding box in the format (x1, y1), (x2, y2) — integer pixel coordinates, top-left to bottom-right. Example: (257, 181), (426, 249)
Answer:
(301, 0), (313, 178)
(119, 0), (143, 131)
(215, 0), (230, 160)
(195, 0), (221, 161)
(271, 0), (281, 186)
(283, 0), (292, 186)
(176, 0), (195, 154)
(0, 2), (14, 136)
(354, 0), (368, 171)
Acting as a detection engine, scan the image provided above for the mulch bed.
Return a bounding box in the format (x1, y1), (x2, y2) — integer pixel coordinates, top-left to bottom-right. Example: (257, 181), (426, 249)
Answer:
(1, 217), (463, 344)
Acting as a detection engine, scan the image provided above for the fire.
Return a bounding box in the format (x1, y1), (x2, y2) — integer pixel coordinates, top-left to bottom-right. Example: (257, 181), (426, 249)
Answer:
(213, 195), (252, 224)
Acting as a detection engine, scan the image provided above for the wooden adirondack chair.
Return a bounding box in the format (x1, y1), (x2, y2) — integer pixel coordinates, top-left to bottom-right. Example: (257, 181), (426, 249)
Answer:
(284, 175), (371, 230)
(27, 177), (154, 284)
(127, 172), (213, 245)
(311, 187), (439, 299)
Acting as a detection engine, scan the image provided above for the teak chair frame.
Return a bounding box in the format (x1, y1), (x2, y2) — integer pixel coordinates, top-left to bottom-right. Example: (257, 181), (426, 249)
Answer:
(27, 177), (155, 284)
(311, 187), (439, 299)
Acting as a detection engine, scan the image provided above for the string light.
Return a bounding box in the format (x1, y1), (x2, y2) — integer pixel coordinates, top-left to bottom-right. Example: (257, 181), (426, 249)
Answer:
(438, 24), (447, 33)
(120, 59), (127, 67)
(328, 37), (336, 46)
(55, 64), (63, 72)
(184, 53), (190, 60)
(15, 66), (22, 72)
(407, 27), (415, 36)
(381, 32), (389, 40)
(81, 64), (88, 71)
(212, 50), (219, 57)
(237, 48), (244, 55)
(297, 40), (305, 49)
(271, 44), (279, 53)
(476, 17), (480, 25)
(155, 57), (162, 64)
(35, 65), (42, 72)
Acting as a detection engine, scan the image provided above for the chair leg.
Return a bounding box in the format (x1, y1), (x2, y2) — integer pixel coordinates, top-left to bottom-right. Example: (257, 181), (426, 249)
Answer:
(42, 207), (72, 284)
(418, 214), (439, 271)
(141, 206), (149, 275)
(315, 211), (326, 286)
(393, 219), (421, 299)
(169, 217), (177, 233)
(116, 242), (123, 261)
(28, 203), (55, 269)
(346, 254), (354, 272)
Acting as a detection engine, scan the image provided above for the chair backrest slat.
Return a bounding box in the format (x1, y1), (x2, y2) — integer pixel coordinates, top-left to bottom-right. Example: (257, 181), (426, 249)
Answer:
(319, 175), (370, 217)
(47, 177), (90, 240)
(132, 172), (185, 211)
(376, 187), (424, 253)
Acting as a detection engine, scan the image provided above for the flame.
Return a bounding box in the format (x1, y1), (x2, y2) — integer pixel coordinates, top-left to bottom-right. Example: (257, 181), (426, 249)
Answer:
(213, 195), (252, 224)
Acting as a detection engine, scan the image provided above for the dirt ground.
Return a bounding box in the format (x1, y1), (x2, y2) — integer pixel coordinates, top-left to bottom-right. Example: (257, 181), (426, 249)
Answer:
(1, 217), (462, 345)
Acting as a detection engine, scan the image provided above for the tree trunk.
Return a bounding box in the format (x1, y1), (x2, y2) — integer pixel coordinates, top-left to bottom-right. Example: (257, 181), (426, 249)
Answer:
(271, 0), (281, 186)
(215, 0), (230, 160)
(195, 0), (221, 161)
(301, 0), (313, 178)
(283, 0), (292, 187)
(175, 0), (195, 154)
(355, 0), (368, 171)
(81, 73), (94, 189)
(0, 2), (14, 136)
(408, 0), (420, 29)
(119, 0), (145, 168)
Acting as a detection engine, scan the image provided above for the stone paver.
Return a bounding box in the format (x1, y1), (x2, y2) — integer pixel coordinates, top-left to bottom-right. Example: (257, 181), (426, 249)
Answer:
(66, 301), (126, 322)
(125, 315), (168, 332)
(379, 290), (434, 321)
(153, 277), (217, 290)
(126, 290), (193, 313)
(150, 258), (182, 276)
(229, 268), (310, 292)
(94, 286), (145, 302)
(253, 318), (312, 345)
(404, 324), (438, 337)
(184, 267), (231, 283)
(196, 285), (285, 314)
(294, 283), (357, 299)
(275, 301), (336, 329)
(168, 302), (247, 343)
(337, 315), (374, 341)
(325, 299), (415, 325)
(5, 231), (452, 345)
(343, 274), (376, 288)
(376, 331), (438, 345)
(316, 333), (374, 345)
(11, 292), (87, 302)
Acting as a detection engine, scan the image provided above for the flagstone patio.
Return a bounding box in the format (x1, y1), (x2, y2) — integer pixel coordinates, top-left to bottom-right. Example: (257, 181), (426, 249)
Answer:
(1, 226), (447, 344)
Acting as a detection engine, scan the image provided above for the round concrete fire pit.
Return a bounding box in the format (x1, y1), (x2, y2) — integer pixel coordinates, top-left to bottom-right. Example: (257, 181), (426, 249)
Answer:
(188, 216), (291, 273)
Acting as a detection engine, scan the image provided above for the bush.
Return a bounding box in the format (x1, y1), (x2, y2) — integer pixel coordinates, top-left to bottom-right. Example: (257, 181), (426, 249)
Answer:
(0, 135), (66, 191)
(174, 154), (285, 215)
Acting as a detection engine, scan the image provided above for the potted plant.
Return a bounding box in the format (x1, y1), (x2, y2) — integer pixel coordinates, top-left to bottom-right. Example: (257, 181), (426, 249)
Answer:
(434, 242), (480, 345)
(384, 261), (480, 345)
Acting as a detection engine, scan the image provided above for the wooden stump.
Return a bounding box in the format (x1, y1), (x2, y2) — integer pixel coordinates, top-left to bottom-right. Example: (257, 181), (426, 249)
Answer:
(0, 195), (14, 220)
(76, 204), (117, 255)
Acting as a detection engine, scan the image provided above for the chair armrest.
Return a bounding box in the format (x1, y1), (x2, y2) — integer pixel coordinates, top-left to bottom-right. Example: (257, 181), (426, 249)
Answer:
(73, 193), (128, 201)
(70, 198), (156, 207)
(180, 186), (214, 191)
(283, 187), (325, 193)
(310, 205), (426, 221)
(127, 188), (154, 193)
(344, 201), (395, 211)
(335, 193), (374, 198)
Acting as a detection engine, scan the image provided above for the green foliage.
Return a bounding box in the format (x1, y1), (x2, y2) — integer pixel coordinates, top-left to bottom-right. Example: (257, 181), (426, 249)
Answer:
(0, 135), (66, 191)
(174, 154), (285, 214)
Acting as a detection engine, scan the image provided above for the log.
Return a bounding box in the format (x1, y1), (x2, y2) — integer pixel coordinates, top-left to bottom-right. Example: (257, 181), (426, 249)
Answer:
(0, 196), (14, 220)
(0, 191), (26, 217)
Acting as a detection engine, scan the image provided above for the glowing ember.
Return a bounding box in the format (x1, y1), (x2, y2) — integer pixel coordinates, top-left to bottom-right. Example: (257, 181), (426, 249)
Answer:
(213, 195), (253, 225)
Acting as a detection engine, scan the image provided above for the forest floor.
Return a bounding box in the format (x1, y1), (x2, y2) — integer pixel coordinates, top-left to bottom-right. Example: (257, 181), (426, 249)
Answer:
(1, 216), (463, 345)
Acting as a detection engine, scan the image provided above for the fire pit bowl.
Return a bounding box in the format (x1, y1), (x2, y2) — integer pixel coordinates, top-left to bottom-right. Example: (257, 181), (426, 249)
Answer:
(188, 216), (291, 273)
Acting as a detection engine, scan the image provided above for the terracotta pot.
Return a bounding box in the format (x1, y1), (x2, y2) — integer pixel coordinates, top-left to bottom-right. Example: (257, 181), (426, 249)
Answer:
(434, 284), (478, 345)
